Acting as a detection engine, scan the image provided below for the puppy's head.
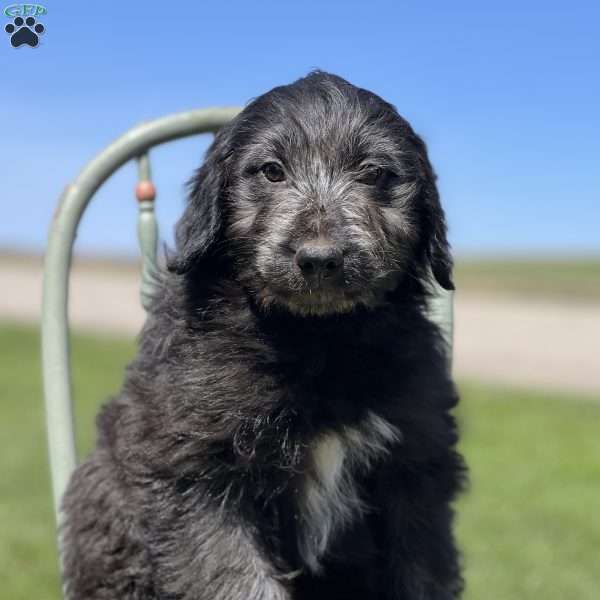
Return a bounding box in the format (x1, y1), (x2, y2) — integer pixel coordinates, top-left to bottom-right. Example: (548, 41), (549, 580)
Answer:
(171, 72), (453, 316)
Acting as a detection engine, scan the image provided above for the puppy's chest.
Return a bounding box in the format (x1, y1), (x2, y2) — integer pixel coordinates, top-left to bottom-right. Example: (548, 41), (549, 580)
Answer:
(295, 411), (400, 573)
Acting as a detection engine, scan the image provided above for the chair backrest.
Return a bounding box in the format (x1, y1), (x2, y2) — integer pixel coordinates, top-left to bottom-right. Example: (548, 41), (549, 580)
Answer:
(41, 107), (240, 526)
(41, 105), (454, 567)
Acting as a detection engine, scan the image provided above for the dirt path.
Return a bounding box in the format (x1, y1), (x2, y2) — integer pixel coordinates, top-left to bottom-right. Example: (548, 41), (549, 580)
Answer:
(2, 258), (599, 395)
(453, 294), (599, 395)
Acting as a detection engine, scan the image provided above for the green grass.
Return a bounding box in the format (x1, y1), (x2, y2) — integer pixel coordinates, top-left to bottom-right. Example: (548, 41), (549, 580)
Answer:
(1, 323), (599, 599)
(454, 258), (600, 301)
(0, 323), (136, 599)
(455, 383), (600, 599)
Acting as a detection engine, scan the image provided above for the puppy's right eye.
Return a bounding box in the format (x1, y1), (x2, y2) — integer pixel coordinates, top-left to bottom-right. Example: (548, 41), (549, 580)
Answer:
(261, 162), (286, 183)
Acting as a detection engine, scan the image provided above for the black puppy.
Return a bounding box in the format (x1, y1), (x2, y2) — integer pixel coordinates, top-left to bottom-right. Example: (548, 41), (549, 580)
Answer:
(62, 71), (466, 600)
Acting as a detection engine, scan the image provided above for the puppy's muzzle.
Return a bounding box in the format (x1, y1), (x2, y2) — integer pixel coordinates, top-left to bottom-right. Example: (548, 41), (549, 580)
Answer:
(295, 241), (344, 286)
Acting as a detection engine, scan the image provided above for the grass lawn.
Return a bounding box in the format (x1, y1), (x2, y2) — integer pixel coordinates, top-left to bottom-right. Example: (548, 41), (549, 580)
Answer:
(1, 322), (599, 599)
(454, 257), (600, 302)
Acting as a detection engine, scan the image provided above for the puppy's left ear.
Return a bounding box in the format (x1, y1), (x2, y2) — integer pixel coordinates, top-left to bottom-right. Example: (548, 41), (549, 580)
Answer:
(168, 128), (233, 275)
(416, 138), (454, 291)
(423, 182), (454, 290)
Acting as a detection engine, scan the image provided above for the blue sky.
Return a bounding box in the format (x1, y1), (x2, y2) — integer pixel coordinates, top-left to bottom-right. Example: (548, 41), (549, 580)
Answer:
(1, 1), (598, 257)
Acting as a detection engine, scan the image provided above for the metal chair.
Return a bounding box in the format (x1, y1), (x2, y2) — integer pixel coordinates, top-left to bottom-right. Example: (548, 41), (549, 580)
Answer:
(41, 106), (454, 593)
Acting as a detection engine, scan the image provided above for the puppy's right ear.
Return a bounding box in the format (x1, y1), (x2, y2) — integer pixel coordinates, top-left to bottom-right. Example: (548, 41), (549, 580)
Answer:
(168, 129), (233, 275)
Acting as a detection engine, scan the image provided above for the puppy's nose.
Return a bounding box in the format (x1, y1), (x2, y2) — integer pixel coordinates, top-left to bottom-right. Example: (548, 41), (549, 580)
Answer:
(295, 243), (344, 280)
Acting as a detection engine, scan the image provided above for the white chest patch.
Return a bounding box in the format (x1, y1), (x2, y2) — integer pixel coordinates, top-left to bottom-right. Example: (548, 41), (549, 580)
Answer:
(297, 412), (401, 573)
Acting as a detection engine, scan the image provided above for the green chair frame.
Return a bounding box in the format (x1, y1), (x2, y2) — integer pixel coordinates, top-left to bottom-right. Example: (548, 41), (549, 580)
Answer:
(41, 106), (454, 587)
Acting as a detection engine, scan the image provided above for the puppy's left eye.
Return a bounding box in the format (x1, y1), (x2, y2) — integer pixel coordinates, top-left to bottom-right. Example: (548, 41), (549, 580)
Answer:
(357, 166), (384, 186)
(261, 162), (286, 183)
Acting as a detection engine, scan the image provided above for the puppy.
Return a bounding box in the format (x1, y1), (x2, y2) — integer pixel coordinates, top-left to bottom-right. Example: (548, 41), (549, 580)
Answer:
(62, 71), (466, 600)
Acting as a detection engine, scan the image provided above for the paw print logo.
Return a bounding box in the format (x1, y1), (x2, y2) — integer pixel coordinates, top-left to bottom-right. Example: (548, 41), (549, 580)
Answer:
(5, 16), (45, 47)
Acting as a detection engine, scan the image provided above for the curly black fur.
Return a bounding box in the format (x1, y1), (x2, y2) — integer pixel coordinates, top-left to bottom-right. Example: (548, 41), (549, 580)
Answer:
(62, 71), (467, 600)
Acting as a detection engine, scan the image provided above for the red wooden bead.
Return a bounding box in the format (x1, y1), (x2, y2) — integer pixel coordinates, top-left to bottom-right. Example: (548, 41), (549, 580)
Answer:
(135, 180), (156, 202)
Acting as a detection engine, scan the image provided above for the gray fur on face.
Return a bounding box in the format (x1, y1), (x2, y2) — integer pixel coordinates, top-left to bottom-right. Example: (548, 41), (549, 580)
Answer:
(201, 75), (450, 316)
